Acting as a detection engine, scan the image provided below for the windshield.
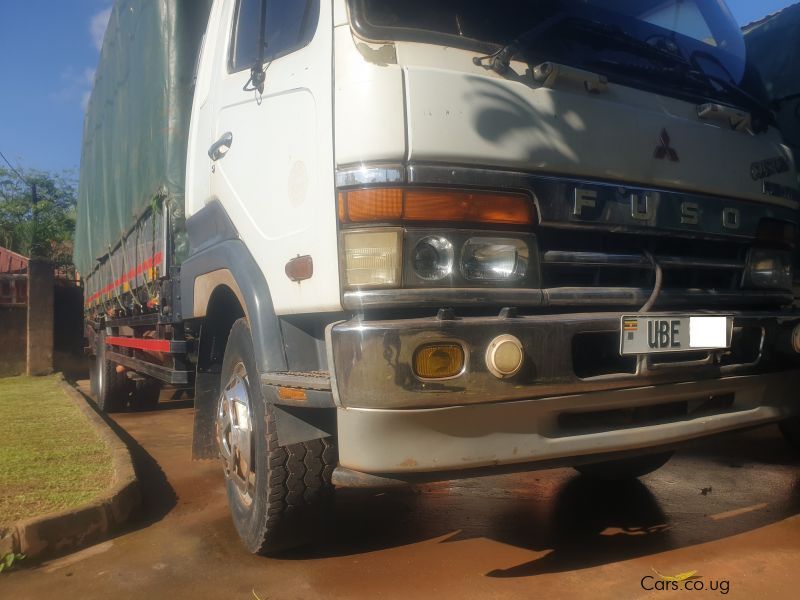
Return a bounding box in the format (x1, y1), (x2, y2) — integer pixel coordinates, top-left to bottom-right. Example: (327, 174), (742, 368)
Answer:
(349, 0), (754, 107)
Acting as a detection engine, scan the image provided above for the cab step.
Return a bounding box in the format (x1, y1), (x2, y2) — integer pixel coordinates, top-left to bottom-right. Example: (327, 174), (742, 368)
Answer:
(260, 371), (334, 408)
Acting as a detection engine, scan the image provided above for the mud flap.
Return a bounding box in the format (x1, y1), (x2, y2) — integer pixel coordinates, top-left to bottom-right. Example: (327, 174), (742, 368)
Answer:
(192, 370), (220, 459)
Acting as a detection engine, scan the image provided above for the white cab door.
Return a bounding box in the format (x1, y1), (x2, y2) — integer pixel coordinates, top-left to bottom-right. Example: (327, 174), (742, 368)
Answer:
(204, 0), (339, 315)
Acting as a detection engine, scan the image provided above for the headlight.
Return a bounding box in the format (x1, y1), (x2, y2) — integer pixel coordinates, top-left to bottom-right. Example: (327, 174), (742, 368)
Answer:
(743, 249), (793, 290)
(461, 238), (529, 282)
(412, 236), (454, 281)
(342, 228), (403, 289)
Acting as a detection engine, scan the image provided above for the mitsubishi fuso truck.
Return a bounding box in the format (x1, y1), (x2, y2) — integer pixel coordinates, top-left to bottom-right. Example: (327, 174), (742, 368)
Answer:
(76, 0), (800, 553)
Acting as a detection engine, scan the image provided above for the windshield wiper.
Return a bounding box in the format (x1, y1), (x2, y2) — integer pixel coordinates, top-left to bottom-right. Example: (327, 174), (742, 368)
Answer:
(473, 14), (690, 76)
(592, 58), (772, 129)
(472, 12), (568, 74)
(572, 20), (694, 70)
(473, 14), (773, 129)
(573, 25), (772, 125)
(687, 50), (772, 122)
(693, 72), (773, 123)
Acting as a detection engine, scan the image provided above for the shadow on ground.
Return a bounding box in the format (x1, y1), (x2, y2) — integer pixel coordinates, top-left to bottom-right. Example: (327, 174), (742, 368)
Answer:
(279, 428), (800, 578)
(60, 378), (800, 579)
(70, 381), (179, 530)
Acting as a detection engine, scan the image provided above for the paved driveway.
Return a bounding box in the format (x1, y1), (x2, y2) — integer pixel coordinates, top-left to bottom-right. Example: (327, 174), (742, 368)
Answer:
(2, 382), (799, 599)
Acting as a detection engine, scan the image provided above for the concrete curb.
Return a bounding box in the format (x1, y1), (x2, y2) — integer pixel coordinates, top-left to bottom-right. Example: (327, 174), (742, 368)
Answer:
(0, 376), (141, 560)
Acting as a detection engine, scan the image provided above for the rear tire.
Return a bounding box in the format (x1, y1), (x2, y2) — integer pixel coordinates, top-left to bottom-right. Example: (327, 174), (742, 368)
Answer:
(779, 418), (800, 450)
(93, 331), (129, 413)
(217, 318), (336, 554)
(574, 451), (673, 481)
(89, 354), (99, 398)
(132, 378), (161, 411)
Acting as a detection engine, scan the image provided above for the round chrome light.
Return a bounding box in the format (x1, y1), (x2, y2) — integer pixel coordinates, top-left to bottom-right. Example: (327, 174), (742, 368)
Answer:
(412, 236), (454, 281)
(486, 334), (524, 379)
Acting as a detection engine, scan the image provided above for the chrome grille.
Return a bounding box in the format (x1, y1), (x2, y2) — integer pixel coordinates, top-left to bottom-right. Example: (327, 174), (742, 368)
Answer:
(538, 230), (748, 293)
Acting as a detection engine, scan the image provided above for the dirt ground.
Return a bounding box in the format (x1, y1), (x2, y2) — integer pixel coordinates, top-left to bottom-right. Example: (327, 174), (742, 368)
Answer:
(1, 382), (799, 599)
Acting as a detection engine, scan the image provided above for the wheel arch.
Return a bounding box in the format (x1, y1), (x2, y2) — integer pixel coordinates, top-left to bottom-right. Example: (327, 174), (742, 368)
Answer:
(182, 201), (290, 458)
(196, 282), (246, 374)
(182, 201), (289, 375)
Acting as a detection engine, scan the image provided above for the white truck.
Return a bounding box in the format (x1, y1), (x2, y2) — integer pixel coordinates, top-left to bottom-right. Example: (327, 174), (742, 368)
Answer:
(77, 0), (800, 553)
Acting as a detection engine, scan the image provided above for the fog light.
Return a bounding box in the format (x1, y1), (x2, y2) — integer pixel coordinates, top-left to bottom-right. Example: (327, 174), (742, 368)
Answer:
(343, 228), (403, 289)
(413, 236), (454, 281)
(462, 238), (529, 282)
(413, 343), (465, 379)
(486, 334), (524, 378)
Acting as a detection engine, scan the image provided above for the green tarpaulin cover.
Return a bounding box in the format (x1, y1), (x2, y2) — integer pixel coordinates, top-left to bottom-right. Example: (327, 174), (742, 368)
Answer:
(74, 0), (212, 276)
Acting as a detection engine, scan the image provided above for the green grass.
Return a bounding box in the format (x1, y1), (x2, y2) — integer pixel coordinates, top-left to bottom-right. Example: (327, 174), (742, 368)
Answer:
(0, 376), (113, 526)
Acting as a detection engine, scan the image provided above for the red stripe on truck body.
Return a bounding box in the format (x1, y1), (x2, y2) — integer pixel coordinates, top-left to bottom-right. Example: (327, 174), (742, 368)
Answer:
(106, 336), (171, 353)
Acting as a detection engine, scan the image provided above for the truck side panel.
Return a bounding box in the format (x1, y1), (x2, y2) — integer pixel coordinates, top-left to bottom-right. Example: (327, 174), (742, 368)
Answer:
(82, 208), (168, 312)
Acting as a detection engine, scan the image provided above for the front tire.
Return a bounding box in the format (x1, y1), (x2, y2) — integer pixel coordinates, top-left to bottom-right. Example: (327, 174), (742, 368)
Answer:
(217, 318), (335, 554)
(574, 451), (673, 481)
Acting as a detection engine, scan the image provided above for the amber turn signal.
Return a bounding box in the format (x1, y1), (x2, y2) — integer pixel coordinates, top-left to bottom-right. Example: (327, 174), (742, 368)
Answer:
(339, 188), (535, 226)
(277, 387), (308, 402)
(413, 343), (466, 379)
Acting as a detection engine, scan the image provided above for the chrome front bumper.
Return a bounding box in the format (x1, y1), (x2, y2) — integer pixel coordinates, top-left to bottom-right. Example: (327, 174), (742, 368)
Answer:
(335, 372), (800, 474)
(328, 311), (800, 474)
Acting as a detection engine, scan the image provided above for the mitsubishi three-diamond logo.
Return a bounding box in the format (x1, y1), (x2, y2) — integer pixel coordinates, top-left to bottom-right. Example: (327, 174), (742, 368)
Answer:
(654, 128), (679, 162)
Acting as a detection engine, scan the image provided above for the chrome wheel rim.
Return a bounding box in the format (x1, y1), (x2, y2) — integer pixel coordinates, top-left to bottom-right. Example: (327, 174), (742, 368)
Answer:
(216, 363), (255, 505)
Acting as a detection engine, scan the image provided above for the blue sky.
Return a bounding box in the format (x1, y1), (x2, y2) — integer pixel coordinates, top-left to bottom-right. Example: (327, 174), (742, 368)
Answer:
(0, 0), (112, 175)
(0, 0), (797, 174)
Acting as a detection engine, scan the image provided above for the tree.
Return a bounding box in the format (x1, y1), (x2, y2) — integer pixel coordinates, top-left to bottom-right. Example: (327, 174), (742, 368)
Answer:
(0, 166), (77, 267)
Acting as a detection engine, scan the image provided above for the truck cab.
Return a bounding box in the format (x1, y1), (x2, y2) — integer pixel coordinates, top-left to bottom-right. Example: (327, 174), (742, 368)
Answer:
(80, 0), (800, 554)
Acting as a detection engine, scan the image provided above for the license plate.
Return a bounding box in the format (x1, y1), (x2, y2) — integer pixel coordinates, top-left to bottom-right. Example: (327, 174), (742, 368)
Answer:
(620, 315), (732, 355)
